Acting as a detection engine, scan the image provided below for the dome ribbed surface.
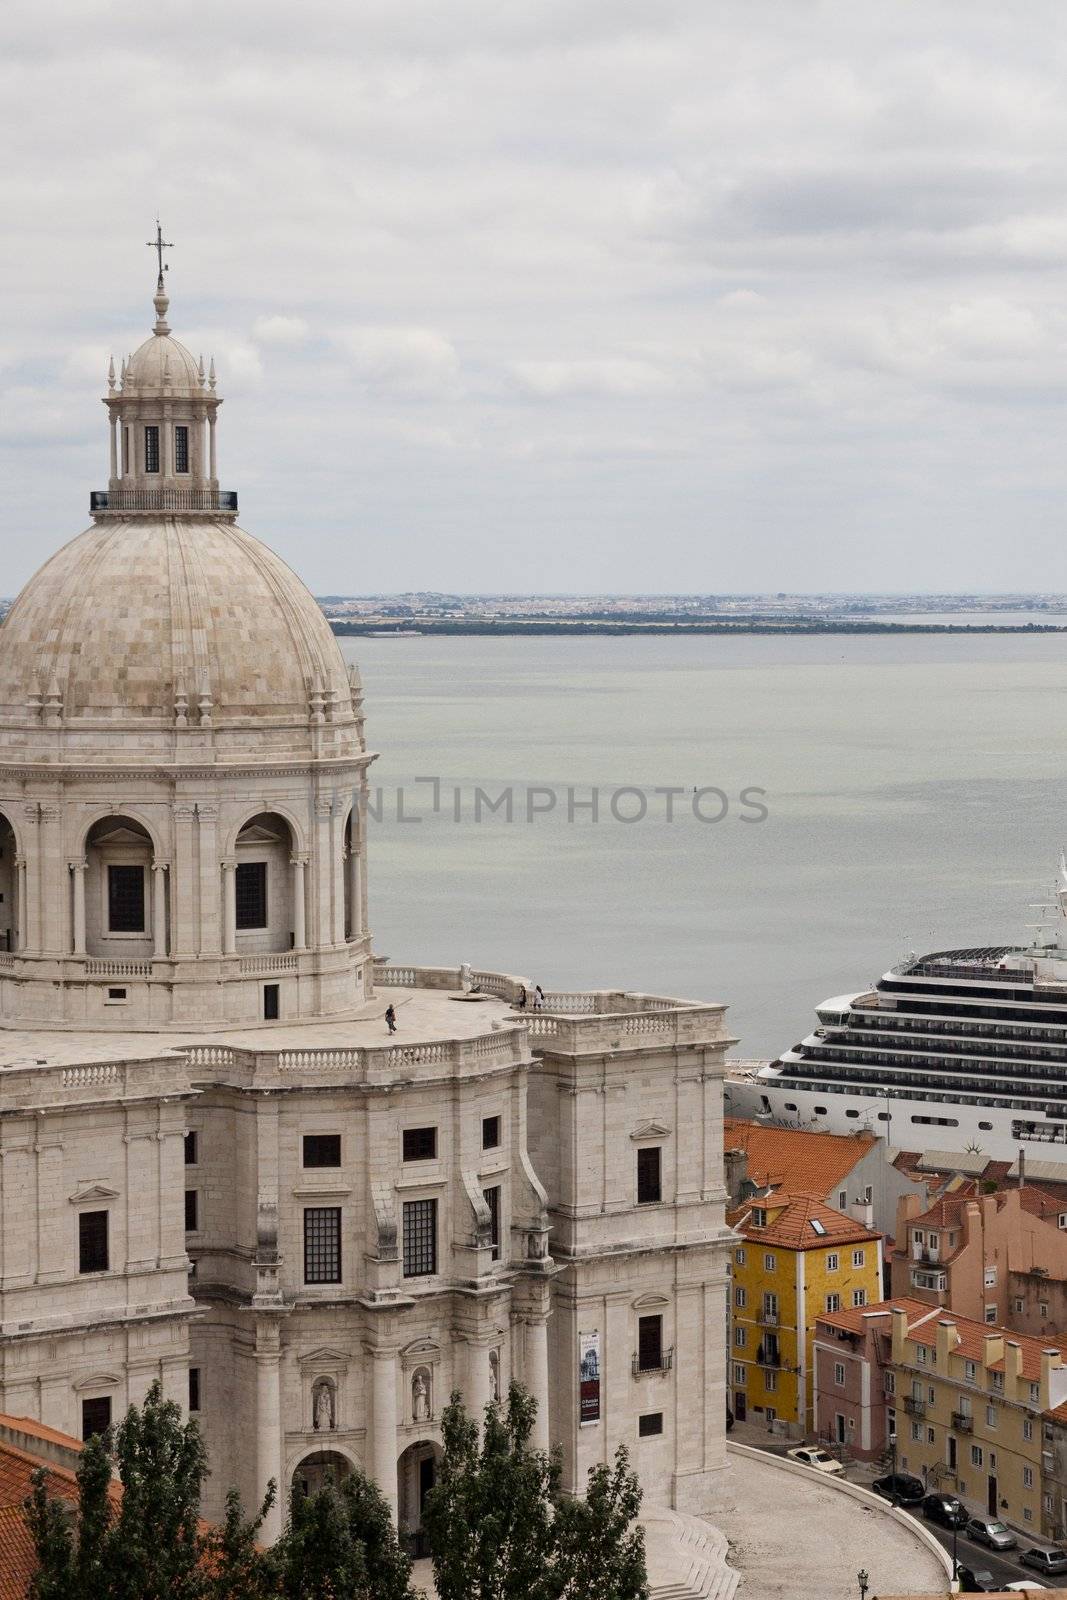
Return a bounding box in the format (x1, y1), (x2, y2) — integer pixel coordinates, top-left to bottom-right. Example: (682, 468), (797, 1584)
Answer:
(0, 519), (351, 725)
(125, 331), (202, 394)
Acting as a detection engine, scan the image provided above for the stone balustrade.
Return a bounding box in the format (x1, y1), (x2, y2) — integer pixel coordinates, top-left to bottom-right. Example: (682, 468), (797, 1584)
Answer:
(0, 1052), (193, 1109)
(181, 1025), (529, 1089)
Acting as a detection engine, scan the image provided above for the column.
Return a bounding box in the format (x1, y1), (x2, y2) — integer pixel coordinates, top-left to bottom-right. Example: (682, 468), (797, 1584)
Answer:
(70, 861), (87, 956)
(197, 805), (220, 956)
(172, 804), (195, 956)
(525, 1318), (551, 1453)
(291, 856), (307, 950)
(109, 414), (118, 481)
(208, 413), (217, 483)
(465, 1339), (493, 1434)
(255, 1325), (284, 1545)
(348, 834), (363, 940)
(161, 408), (171, 478)
(222, 860), (237, 957)
(152, 862), (168, 958)
(370, 1347), (398, 1520)
(15, 856), (26, 951)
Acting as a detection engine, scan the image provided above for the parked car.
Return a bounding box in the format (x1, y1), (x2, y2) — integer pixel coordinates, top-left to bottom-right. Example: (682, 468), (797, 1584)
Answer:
(871, 1471), (925, 1505)
(1004, 1583), (1048, 1592)
(921, 1492), (968, 1529)
(953, 1568), (1004, 1593)
(955, 1569), (1004, 1594)
(966, 1515), (1018, 1551)
(786, 1446), (844, 1475)
(1020, 1545), (1067, 1576)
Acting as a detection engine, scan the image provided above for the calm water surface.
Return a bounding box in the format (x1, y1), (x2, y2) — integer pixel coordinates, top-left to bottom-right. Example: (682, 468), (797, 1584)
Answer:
(340, 634), (1067, 1059)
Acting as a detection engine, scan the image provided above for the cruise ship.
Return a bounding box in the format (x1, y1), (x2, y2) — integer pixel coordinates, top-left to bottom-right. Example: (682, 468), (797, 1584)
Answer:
(749, 869), (1067, 1162)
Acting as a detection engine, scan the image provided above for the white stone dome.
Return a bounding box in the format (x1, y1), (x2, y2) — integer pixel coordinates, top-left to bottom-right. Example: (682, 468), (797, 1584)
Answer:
(124, 329), (203, 395)
(0, 518), (356, 736)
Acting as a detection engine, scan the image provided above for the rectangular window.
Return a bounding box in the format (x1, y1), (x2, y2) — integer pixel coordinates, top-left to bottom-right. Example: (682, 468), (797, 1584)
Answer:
(884, 1373), (895, 1395)
(911, 1421), (921, 1442)
(734, 1327), (746, 1348)
(733, 1364), (746, 1385)
(763, 1253), (775, 1272)
(735, 1247), (746, 1265)
(834, 1362), (845, 1386)
(735, 1287), (746, 1308)
(764, 1369), (777, 1391)
(636, 1146), (662, 1205)
(263, 983), (279, 1021)
(184, 1131), (198, 1166)
(189, 1368), (200, 1412)
(303, 1134), (342, 1168)
(82, 1397), (112, 1440)
(825, 1293), (841, 1313)
(144, 424), (160, 473)
(965, 1360), (977, 1381)
(638, 1314), (664, 1373)
(483, 1184), (501, 1261)
(174, 425), (189, 473)
(984, 1305), (997, 1324)
(402, 1198), (437, 1277)
(638, 1412), (663, 1438)
(1024, 1419), (1033, 1441)
(303, 1206), (341, 1284)
(852, 1289), (867, 1308)
(482, 1115), (501, 1150)
(1029, 1382), (1041, 1405)
(970, 1444), (983, 1467)
(184, 1190), (198, 1232)
(1024, 1465), (1034, 1488)
(108, 864), (145, 933)
(402, 1126), (437, 1162)
(926, 1426), (935, 1444)
(986, 1405), (996, 1428)
(235, 862), (267, 930)
(826, 1252), (839, 1271)
(78, 1210), (109, 1274)
(852, 1249), (865, 1268)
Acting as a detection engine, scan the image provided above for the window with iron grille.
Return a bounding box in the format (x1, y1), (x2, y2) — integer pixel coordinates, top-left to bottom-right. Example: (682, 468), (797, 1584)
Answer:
(402, 1198), (437, 1277)
(108, 864), (145, 933)
(483, 1185), (501, 1260)
(637, 1315), (663, 1372)
(235, 862), (267, 929)
(189, 1368), (201, 1412)
(185, 1190), (198, 1232)
(636, 1146), (662, 1205)
(303, 1134), (341, 1168)
(82, 1397), (112, 1440)
(144, 425), (160, 473)
(79, 1210), (109, 1274)
(402, 1126), (437, 1162)
(174, 425), (189, 473)
(303, 1207), (341, 1284)
(638, 1412), (663, 1437)
(184, 1131), (198, 1165)
(482, 1115), (501, 1150)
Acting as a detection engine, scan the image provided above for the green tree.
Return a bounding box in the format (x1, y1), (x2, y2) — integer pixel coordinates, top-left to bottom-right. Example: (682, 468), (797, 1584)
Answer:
(25, 1467), (75, 1600)
(107, 1381), (208, 1600)
(205, 1483), (279, 1600)
(550, 1448), (649, 1600)
(273, 1467), (417, 1600)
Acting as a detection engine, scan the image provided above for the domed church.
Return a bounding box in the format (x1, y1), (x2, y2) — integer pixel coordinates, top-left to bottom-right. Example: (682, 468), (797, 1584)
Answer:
(0, 253), (734, 1559)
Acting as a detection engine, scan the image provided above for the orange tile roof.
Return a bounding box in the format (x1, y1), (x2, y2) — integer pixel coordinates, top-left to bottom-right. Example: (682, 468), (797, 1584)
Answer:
(816, 1296), (934, 1339)
(833, 1297), (1067, 1383)
(731, 1191), (882, 1252)
(0, 1435), (81, 1600)
(724, 1117), (876, 1197)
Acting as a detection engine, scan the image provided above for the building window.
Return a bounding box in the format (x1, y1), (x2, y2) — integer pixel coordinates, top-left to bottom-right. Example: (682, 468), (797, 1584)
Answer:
(303, 1134), (341, 1168)
(911, 1422), (921, 1442)
(235, 862), (267, 930)
(838, 1191), (847, 1208)
(834, 1362), (845, 1387)
(735, 1287), (746, 1309)
(1014, 1298), (1024, 1314)
(763, 1292), (778, 1320)
(184, 1131), (198, 1165)
(734, 1327), (747, 1348)
(1024, 1419), (1033, 1441)
(733, 1364), (746, 1385)
(189, 1368), (200, 1412)
(174, 425), (189, 473)
(852, 1289), (867, 1308)
(985, 1404), (996, 1428)
(108, 864), (145, 933)
(402, 1126), (437, 1163)
(765, 1369), (777, 1391)
(852, 1249), (865, 1268)
(916, 1346), (927, 1365)
(965, 1360), (977, 1381)
(989, 1371), (1004, 1392)
(825, 1293), (841, 1313)
(752, 1208), (767, 1228)
(884, 1373), (895, 1395)
(970, 1445), (983, 1467)
(984, 1305), (997, 1324)
(735, 1247), (746, 1265)
(78, 1210), (109, 1274)
(864, 1185), (873, 1203)
(82, 1397), (112, 1440)
(1040, 1301), (1049, 1318)
(1024, 1466), (1034, 1488)
(637, 1315), (664, 1373)
(926, 1426), (935, 1444)
(826, 1252), (839, 1272)
(482, 1115), (501, 1150)
(402, 1198), (437, 1277)
(763, 1253), (775, 1273)
(263, 983), (279, 1021)
(184, 1190), (198, 1232)
(638, 1412), (663, 1438)
(636, 1146), (662, 1205)
(144, 424), (160, 473)
(483, 1184), (501, 1261)
(303, 1206), (341, 1284)
(1029, 1382), (1041, 1405)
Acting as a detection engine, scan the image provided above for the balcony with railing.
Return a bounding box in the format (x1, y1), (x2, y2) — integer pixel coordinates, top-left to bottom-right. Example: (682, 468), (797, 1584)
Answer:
(903, 1395), (926, 1417)
(951, 1410), (973, 1433)
(632, 1347), (674, 1378)
(90, 488), (238, 516)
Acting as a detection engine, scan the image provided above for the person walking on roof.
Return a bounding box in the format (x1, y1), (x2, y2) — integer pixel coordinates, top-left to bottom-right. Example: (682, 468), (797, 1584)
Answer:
(385, 1004), (397, 1034)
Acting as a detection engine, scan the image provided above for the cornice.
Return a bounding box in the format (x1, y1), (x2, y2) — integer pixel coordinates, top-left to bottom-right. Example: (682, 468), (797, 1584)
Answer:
(0, 754), (377, 784)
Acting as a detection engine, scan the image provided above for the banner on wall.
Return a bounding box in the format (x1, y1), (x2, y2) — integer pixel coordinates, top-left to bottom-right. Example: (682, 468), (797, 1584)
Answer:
(578, 1328), (601, 1425)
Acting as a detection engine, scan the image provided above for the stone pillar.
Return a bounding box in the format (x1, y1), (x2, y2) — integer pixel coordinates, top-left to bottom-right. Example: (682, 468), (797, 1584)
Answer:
(15, 855), (26, 952)
(172, 804), (195, 956)
(222, 860), (237, 957)
(348, 835), (363, 940)
(331, 810), (345, 945)
(255, 1322), (284, 1545)
(525, 1318), (551, 1452)
(152, 862), (168, 958)
(208, 413), (217, 484)
(465, 1339), (493, 1434)
(161, 407), (171, 478)
(109, 414), (118, 482)
(370, 1347), (398, 1520)
(70, 861), (87, 956)
(197, 805), (220, 955)
(291, 856), (307, 950)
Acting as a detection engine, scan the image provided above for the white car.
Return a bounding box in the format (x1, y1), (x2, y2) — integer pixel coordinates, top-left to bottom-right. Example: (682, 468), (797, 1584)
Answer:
(1004, 1583), (1048, 1592)
(786, 1446), (844, 1475)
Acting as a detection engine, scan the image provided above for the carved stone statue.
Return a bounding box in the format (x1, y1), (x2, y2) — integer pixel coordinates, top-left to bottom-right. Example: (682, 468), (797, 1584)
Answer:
(489, 1349), (500, 1402)
(313, 1378), (335, 1432)
(412, 1368), (431, 1423)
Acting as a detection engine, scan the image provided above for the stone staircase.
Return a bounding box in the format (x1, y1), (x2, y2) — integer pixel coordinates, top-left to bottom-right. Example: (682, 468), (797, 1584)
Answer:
(642, 1505), (740, 1600)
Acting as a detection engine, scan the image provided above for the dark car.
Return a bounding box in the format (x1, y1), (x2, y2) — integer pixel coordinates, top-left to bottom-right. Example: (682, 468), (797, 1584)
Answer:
(871, 1471), (925, 1506)
(921, 1492), (968, 1529)
(955, 1568), (1002, 1594)
(1020, 1543), (1067, 1576)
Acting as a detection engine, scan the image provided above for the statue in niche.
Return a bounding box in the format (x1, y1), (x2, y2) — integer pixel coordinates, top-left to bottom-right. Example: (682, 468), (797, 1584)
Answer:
(313, 1377), (336, 1432)
(489, 1349), (500, 1402)
(412, 1367), (431, 1423)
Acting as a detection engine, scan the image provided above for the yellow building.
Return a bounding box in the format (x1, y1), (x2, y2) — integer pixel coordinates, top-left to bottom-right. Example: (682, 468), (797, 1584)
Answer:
(889, 1305), (1067, 1536)
(730, 1191), (883, 1431)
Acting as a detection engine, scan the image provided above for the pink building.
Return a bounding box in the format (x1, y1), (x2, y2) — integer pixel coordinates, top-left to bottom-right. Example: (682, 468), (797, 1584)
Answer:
(813, 1296), (933, 1459)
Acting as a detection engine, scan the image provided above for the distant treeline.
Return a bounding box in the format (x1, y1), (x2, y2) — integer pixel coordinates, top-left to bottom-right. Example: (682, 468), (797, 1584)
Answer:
(329, 617), (1067, 637)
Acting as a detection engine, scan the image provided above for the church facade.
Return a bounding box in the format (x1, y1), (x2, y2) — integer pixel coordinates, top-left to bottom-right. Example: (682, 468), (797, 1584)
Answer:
(0, 266), (734, 1546)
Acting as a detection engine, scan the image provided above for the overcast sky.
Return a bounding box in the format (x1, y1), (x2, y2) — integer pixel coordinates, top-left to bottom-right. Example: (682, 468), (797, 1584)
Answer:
(4, 1), (1067, 595)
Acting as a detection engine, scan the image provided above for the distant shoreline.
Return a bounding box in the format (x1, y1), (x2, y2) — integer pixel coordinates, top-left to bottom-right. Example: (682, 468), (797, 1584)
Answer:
(330, 618), (1067, 637)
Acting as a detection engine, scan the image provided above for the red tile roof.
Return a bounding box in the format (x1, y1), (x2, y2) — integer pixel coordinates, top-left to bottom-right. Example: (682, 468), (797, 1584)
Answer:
(731, 1191), (882, 1252)
(819, 1298), (1067, 1383)
(816, 1296), (934, 1339)
(724, 1118), (876, 1198)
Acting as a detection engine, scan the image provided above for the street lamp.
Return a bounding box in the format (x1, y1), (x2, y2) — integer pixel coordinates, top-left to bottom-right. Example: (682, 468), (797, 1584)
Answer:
(858, 1570), (870, 1600)
(951, 1519), (959, 1582)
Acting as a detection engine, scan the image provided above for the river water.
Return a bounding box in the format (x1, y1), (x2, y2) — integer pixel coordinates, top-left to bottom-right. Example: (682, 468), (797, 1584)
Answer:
(340, 633), (1067, 1060)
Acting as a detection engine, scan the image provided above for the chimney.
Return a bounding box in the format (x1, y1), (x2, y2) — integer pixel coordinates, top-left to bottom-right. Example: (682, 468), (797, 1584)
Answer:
(891, 1306), (909, 1364)
(1018, 1148), (1026, 1190)
(723, 1147), (748, 1206)
(1044, 1348), (1067, 1412)
(983, 1331), (1005, 1370)
(1003, 1340), (1023, 1390)
(936, 1319), (958, 1366)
